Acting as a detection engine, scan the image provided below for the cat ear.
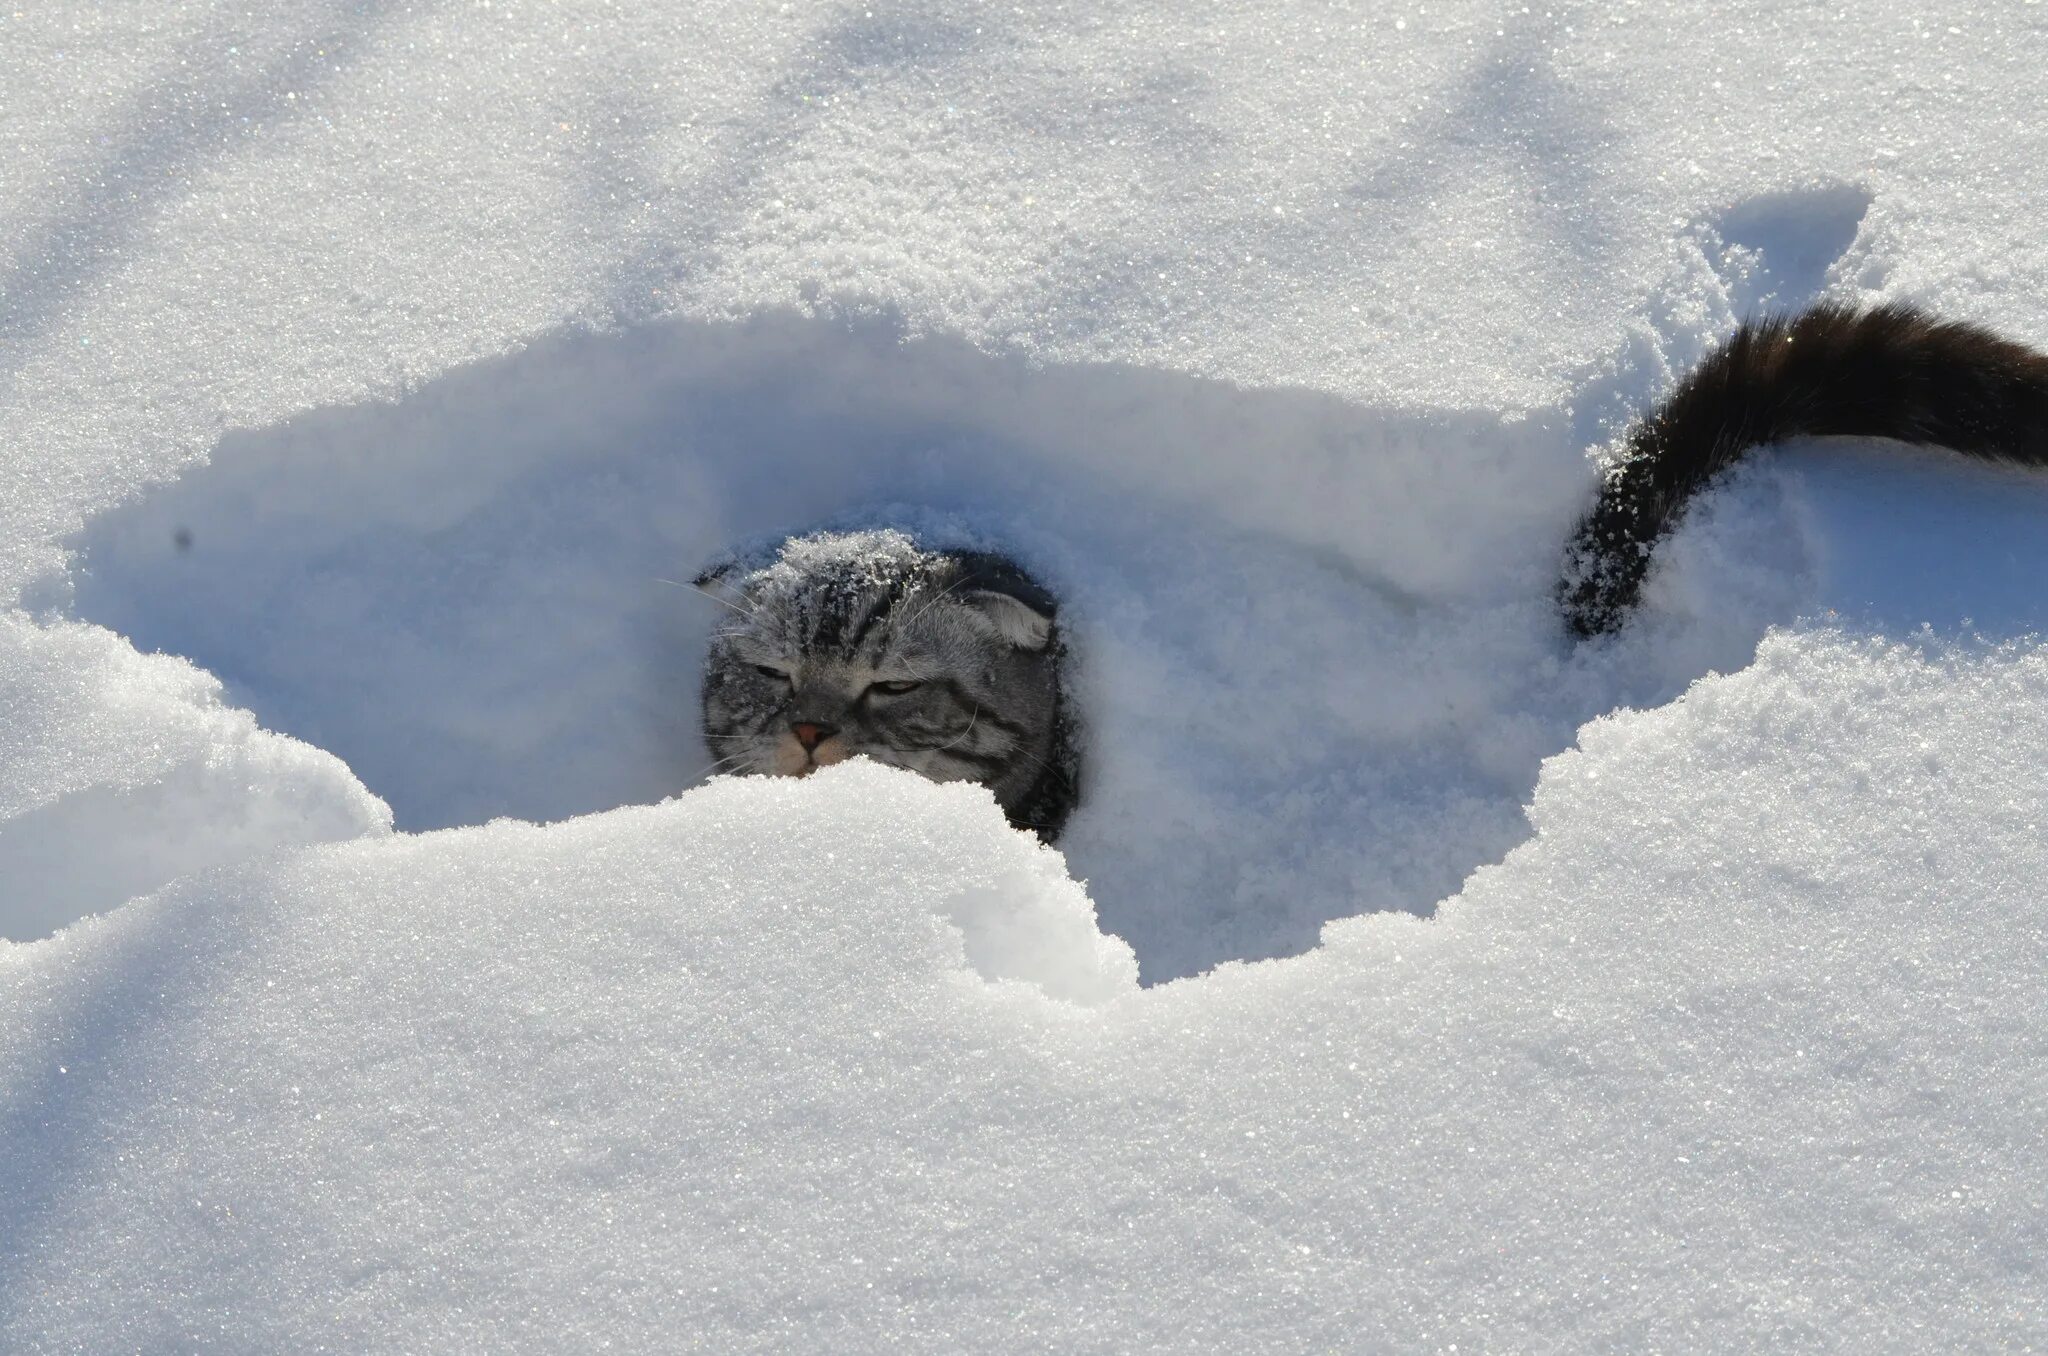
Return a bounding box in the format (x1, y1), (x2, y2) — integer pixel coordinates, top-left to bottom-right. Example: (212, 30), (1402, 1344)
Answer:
(962, 589), (1054, 651)
(953, 554), (1058, 651)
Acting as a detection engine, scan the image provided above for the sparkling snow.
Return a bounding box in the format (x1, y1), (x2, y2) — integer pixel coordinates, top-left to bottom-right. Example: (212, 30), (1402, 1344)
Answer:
(4, 0), (2047, 1349)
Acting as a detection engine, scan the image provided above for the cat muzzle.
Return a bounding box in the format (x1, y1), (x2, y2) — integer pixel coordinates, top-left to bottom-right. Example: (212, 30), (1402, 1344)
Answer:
(790, 721), (836, 751)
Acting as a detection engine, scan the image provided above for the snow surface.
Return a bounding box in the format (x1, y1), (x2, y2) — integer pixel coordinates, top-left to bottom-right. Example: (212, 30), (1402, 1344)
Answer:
(4, 0), (2048, 1348)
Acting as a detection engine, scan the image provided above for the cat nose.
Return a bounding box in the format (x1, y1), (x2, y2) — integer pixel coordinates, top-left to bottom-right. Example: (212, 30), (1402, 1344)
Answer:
(790, 721), (836, 751)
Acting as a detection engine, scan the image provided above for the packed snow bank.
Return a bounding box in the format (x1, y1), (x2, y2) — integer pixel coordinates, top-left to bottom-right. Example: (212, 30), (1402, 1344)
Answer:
(6, 0), (2048, 1347)
(0, 614), (388, 941)
(4, 635), (2042, 1352)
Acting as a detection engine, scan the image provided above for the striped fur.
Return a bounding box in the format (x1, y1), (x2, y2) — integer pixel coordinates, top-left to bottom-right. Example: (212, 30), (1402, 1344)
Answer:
(698, 530), (1080, 840)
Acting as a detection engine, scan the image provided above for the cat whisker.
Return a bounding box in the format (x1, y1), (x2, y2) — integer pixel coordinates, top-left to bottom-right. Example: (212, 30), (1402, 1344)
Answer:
(659, 576), (761, 623)
(999, 739), (1077, 790)
(932, 706), (980, 753)
(692, 752), (754, 780)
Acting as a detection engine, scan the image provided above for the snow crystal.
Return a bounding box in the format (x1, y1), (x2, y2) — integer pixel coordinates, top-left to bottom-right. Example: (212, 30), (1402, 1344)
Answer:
(4, 0), (2048, 1347)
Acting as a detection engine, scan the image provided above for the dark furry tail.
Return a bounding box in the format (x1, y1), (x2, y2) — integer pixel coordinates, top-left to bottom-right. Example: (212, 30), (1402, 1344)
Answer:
(1560, 302), (2048, 637)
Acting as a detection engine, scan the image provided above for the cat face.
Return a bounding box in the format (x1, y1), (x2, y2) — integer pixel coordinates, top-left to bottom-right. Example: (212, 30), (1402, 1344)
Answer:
(698, 531), (1078, 838)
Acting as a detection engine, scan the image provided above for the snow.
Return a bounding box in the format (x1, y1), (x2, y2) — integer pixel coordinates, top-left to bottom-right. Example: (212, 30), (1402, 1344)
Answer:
(4, 0), (2048, 1348)
(6, 644), (2044, 1351)
(0, 614), (389, 942)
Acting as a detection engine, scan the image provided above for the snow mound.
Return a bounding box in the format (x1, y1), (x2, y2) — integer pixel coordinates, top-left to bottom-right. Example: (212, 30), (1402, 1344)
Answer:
(3, 634), (2042, 1351)
(7, 0), (2048, 1346)
(0, 614), (388, 941)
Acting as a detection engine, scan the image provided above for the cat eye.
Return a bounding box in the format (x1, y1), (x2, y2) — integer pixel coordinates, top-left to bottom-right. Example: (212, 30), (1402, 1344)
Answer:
(868, 679), (923, 696)
(754, 664), (790, 681)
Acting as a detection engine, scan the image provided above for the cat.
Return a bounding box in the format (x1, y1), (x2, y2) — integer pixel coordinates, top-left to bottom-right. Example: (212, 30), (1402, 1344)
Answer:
(1562, 301), (2048, 635)
(695, 529), (1081, 840)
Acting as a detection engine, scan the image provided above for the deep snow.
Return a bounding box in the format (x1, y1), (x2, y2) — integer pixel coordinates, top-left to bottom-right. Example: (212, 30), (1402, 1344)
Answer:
(4, 0), (2047, 1349)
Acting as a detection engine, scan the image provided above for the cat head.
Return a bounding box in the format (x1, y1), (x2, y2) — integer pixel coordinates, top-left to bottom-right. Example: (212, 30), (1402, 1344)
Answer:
(697, 530), (1077, 838)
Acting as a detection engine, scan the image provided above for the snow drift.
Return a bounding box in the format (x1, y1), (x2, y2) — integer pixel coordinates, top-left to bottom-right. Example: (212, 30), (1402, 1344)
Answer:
(4, 0), (2048, 1349)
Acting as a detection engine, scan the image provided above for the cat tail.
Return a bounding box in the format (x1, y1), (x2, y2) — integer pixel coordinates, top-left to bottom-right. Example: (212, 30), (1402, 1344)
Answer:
(1559, 301), (2048, 637)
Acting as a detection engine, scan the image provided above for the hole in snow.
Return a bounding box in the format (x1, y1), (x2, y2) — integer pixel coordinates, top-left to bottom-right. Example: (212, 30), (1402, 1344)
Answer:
(66, 309), (1745, 981)
(1710, 182), (1873, 312)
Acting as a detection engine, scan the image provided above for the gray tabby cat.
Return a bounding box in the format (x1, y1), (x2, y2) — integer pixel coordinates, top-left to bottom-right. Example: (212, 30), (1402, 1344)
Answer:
(696, 530), (1080, 840)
